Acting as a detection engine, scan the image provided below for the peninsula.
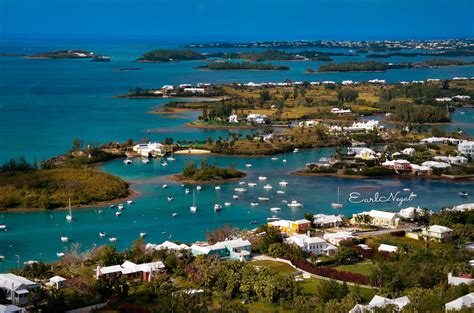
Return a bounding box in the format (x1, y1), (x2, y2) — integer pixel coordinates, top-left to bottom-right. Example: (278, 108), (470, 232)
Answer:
(170, 160), (245, 183)
(25, 50), (97, 59)
(137, 49), (205, 62)
(196, 61), (290, 71)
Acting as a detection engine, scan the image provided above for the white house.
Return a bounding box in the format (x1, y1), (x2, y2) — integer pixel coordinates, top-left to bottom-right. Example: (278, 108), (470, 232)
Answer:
(398, 206), (424, 220)
(331, 107), (352, 114)
(435, 97), (452, 102)
(433, 155), (468, 165)
(298, 120), (318, 128)
(132, 142), (166, 157)
(453, 95), (471, 101)
(368, 79), (386, 84)
(191, 238), (252, 261)
(0, 305), (24, 313)
(421, 137), (461, 145)
(0, 273), (40, 305)
(355, 148), (377, 161)
(323, 231), (355, 246)
(95, 260), (165, 282)
(286, 234), (338, 256)
(351, 210), (400, 227)
(346, 120), (380, 132)
(145, 241), (191, 252)
(378, 244), (398, 253)
(183, 87), (206, 93)
(49, 276), (66, 289)
(161, 85), (174, 90)
(313, 214), (343, 228)
(421, 161), (451, 169)
(350, 295), (410, 313)
(445, 293), (474, 311)
(228, 114), (239, 123)
(422, 225), (454, 242)
(448, 273), (474, 286)
(458, 141), (474, 158)
(401, 148), (416, 156)
(247, 114), (267, 124)
(342, 80), (354, 85)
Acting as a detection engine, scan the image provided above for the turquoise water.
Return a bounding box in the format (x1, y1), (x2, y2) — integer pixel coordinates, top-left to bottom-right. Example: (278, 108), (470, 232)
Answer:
(1, 39), (474, 270)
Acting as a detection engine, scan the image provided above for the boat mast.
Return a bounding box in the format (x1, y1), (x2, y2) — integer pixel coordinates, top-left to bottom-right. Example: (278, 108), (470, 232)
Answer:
(69, 198), (72, 217)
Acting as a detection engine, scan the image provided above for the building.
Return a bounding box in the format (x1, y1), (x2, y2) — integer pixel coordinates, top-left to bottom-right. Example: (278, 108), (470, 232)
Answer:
(191, 238), (252, 261)
(421, 137), (461, 145)
(0, 305), (24, 313)
(355, 148), (377, 161)
(183, 87), (206, 93)
(350, 295), (410, 312)
(378, 244), (398, 253)
(313, 214), (343, 228)
(323, 231), (355, 246)
(49, 276), (66, 289)
(351, 210), (400, 227)
(268, 219), (312, 235)
(298, 120), (318, 128)
(346, 120), (380, 132)
(448, 273), (474, 286)
(433, 155), (468, 165)
(445, 293), (474, 311)
(247, 114), (267, 124)
(410, 164), (433, 176)
(145, 241), (191, 252)
(132, 142), (166, 157)
(398, 206), (424, 220)
(228, 114), (239, 123)
(421, 161), (451, 170)
(95, 260), (165, 282)
(330, 107), (352, 115)
(401, 148), (415, 156)
(0, 273), (40, 305)
(458, 141), (474, 157)
(286, 234), (338, 256)
(422, 225), (454, 242)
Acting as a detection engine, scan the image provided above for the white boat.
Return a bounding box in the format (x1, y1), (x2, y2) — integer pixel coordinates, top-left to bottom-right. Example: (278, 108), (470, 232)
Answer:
(459, 191), (469, 198)
(185, 188), (190, 194)
(123, 159), (132, 164)
(250, 202), (259, 207)
(167, 152), (176, 161)
(282, 159), (287, 163)
(24, 260), (38, 265)
(215, 186), (221, 191)
(60, 236), (69, 243)
(331, 187), (343, 209)
(234, 187), (247, 192)
(214, 204), (222, 212)
(161, 161), (168, 167)
(287, 200), (303, 208)
(118, 204), (124, 210)
(142, 158), (150, 164)
(115, 211), (122, 217)
(293, 148), (300, 153)
(190, 190), (197, 213)
(403, 188), (411, 192)
(0, 224), (7, 231)
(276, 190), (285, 194)
(167, 196), (174, 202)
(271, 157), (278, 160)
(66, 198), (73, 222)
(109, 204), (115, 209)
(127, 200), (133, 205)
(248, 182), (257, 187)
(196, 185), (202, 191)
(258, 197), (270, 201)
(0, 256), (4, 261)
(224, 202), (231, 207)
(263, 184), (273, 190)
(232, 195), (239, 200)
(99, 232), (107, 238)
(267, 216), (280, 222)
(239, 181), (246, 185)
(258, 176), (267, 181)
(270, 207), (281, 212)
(245, 164), (252, 168)
(140, 232), (146, 238)
(172, 213), (178, 217)
(279, 180), (288, 186)
(56, 252), (65, 258)
(319, 157), (329, 162)
(109, 237), (117, 243)
(162, 184), (168, 189)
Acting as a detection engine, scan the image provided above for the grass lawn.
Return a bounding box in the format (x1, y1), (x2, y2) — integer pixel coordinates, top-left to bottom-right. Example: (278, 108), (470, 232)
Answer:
(300, 278), (377, 301)
(250, 260), (297, 275)
(334, 261), (374, 277)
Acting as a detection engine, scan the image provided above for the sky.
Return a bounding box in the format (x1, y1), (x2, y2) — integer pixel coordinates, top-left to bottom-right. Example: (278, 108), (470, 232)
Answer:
(0, 0), (473, 42)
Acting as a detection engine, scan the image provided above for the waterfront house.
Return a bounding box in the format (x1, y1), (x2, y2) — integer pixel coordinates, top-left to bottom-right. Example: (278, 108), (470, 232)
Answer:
(351, 210), (400, 227)
(445, 293), (474, 311)
(268, 219), (312, 235)
(458, 141), (474, 157)
(350, 295), (410, 313)
(448, 273), (474, 286)
(228, 114), (239, 123)
(355, 148), (377, 160)
(95, 260), (165, 282)
(183, 87), (205, 93)
(346, 120), (381, 133)
(323, 231), (355, 246)
(313, 214), (343, 228)
(298, 120), (318, 128)
(331, 107), (352, 115)
(48, 276), (66, 289)
(368, 79), (386, 84)
(132, 142), (166, 157)
(398, 206), (424, 220)
(378, 244), (398, 253)
(0, 305), (24, 313)
(0, 273), (40, 305)
(453, 95), (471, 101)
(410, 164), (433, 176)
(391, 159), (411, 171)
(422, 225), (454, 242)
(421, 161), (451, 170)
(433, 155), (468, 165)
(286, 234), (337, 256)
(247, 113), (267, 124)
(145, 241), (191, 252)
(342, 80), (354, 85)
(161, 85), (174, 90)
(420, 137), (461, 145)
(179, 83), (192, 88)
(191, 238), (252, 261)
(435, 97), (452, 102)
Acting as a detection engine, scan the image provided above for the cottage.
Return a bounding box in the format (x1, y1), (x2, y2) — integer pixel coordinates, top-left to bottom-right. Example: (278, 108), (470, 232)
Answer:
(445, 293), (474, 311)
(247, 114), (268, 124)
(422, 225), (454, 242)
(0, 305), (24, 313)
(392, 159), (411, 171)
(298, 120), (318, 128)
(346, 120), (380, 132)
(191, 238), (252, 261)
(268, 219), (312, 235)
(228, 114), (239, 123)
(458, 141), (474, 157)
(132, 142), (166, 157)
(183, 87), (206, 94)
(453, 95), (471, 101)
(0, 273), (40, 305)
(368, 79), (386, 84)
(398, 206), (424, 220)
(145, 241), (190, 252)
(448, 273), (474, 286)
(95, 260), (165, 282)
(401, 148), (415, 156)
(323, 231), (355, 246)
(355, 148), (377, 161)
(286, 234), (338, 256)
(378, 244), (398, 253)
(421, 161), (451, 169)
(313, 214), (343, 228)
(49, 276), (66, 289)
(342, 80), (354, 85)
(410, 164), (433, 176)
(351, 210), (400, 227)
(330, 107), (352, 114)
(435, 97), (452, 102)
(433, 155), (468, 165)
(350, 295), (410, 313)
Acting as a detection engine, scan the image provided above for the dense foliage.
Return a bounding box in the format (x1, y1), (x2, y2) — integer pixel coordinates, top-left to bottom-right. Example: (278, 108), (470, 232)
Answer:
(390, 104), (450, 123)
(181, 159), (245, 182)
(317, 61), (396, 72)
(199, 61), (289, 71)
(138, 49), (205, 62)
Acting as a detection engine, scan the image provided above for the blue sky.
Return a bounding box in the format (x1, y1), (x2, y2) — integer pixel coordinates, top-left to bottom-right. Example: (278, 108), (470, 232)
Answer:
(0, 0), (473, 41)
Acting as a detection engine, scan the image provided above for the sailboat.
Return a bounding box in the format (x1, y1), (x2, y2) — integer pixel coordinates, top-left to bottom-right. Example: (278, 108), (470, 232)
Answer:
(66, 198), (73, 222)
(167, 151), (176, 161)
(190, 190), (197, 213)
(331, 187), (343, 209)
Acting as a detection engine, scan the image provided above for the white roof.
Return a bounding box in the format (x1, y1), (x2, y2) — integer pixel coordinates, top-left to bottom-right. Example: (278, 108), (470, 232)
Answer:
(49, 275), (66, 283)
(0, 273), (38, 290)
(97, 260), (164, 275)
(221, 238), (251, 249)
(0, 305), (23, 313)
(313, 214), (342, 224)
(146, 241), (190, 251)
(378, 244), (398, 253)
(369, 295), (410, 309)
(355, 210), (397, 220)
(427, 225), (453, 234)
(445, 293), (474, 310)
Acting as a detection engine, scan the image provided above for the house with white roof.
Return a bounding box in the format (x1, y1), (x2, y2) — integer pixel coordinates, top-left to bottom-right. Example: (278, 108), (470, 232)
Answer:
(410, 164), (433, 176)
(228, 114), (239, 123)
(350, 295), (410, 312)
(161, 85), (174, 90)
(401, 147), (416, 156)
(421, 161), (451, 169)
(445, 293), (474, 311)
(368, 79), (386, 84)
(355, 148), (377, 161)
(458, 141), (474, 157)
(422, 225), (454, 242)
(145, 241), (190, 252)
(95, 260), (165, 282)
(247, 114), (267, 125)
(191, 238), (252, 261)
(378, 244), (398, 253)
(0, 273), (40, 305)
(448, 273), (474, 286)
(453, 95), (471, 101)
(421, 137), (461, 145)
(0, 305), (24, 313)
(286, 234), (338, 256)
(268, 219), (312, 235)
(323, 231), (355, 246)
(298, 120), (318, 128)
(452, 203), (474, 212)
(331, 107), (352, 115)
(346, 120), (380, 133)
(132, 142), (166, 157)
(48, 276), (66, 289)
(435, 97), (453, 102)
(433, 155), (468, 165)
(313, 214), (343, 228)
(342, 80), (354, 85)
(351, 210), (400, 227)
(398, 206), (424, 220)
(183, 87), (205, 94)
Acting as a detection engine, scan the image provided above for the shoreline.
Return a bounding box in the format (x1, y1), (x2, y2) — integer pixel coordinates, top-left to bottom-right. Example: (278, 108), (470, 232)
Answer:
(291, 170), (474, 181)
(186, 122), (258, 130)
(167, 173), (247, 185)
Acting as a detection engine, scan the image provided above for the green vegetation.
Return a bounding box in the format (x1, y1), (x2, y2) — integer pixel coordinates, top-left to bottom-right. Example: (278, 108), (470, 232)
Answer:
(250, 260), (297, 275)
(208, 49), (338, 61)
(27, 50), (95, 59)
(334, 261), (374, 277)
(198, 61), (290, 71)
(390, 104), (451, 123)
(179, 159), (245, 182)
(137, 49), (205, 62)
(317, 61), (400, 72)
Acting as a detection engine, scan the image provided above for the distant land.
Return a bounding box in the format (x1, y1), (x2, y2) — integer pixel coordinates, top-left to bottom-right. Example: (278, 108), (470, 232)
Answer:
(197, 61), (290, 71)
(26, 49), (96, 59)
(137, 49), (205, 62)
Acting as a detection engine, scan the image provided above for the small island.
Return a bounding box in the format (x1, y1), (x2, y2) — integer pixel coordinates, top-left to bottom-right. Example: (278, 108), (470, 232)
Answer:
(196, 61), (290, 71)
(137, 49), (205, 62)
(170, 160), (245, 183)
(26, 50), (97, 59)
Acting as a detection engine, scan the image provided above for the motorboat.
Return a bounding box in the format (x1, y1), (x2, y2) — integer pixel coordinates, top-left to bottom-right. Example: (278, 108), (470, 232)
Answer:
(118, 204), (124, 210)
(234, 187), (247, 192)
(172, 213), (178, 217)
(293, 148), (300, 153)
(127, 200), (133, 205)
(267, 216), (280, 222)
(109, 237), (117, 243)
(258, 197), (270, 201)
(185, 188), (190, 194)
(224, 202), (231, 207)
(161, 161), (168, 167)
(270, 207), (281, 212)
(60, 236), (69, 243)
(248, 182), (257, 187)
(278, 180), (288, 186)
(215, 186), (221, 191)
(162, 184), (168, 189)
(123, 159), (132, 164)
(99, 232), (107, 238)
(271, 157), (278, 161)
(115, 211), (122, 217)
(167, 196), (174, 202)
(66, 198), (73, 222)
(190, 191), (197, 212)
(109, 204), (115, 209)
(250, 202), (259, 207)
(214, 204), (222, 212)
(249, 220), (258, 225)
(263, 184), (273, 190)
(196, 185), (202, 191)
(239, 181), (246, 185)
(142, 158), (150, 164)
(245, 164), (252, 168)
(258, 176), (267, 181)
(287, 200), (303, 208)
(0, 256), (4, 261)
(403, 188), (411, 192)
(0, 224), (7, 231)
(276, 190), (285, 194)
(459, 191), (469, 198)
(24, 260), (38, 265)
(56, 252), (65, 258)
(232, 195), (239, 200)
(140, 232), (146, 238)
(282, 159), (287, 163)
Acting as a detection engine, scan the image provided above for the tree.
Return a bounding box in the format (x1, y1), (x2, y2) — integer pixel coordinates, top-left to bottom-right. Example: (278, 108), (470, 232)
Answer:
(354, 214), (373, 226)
(303, 213), (314, 225)
(315, 279), (349, 302)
